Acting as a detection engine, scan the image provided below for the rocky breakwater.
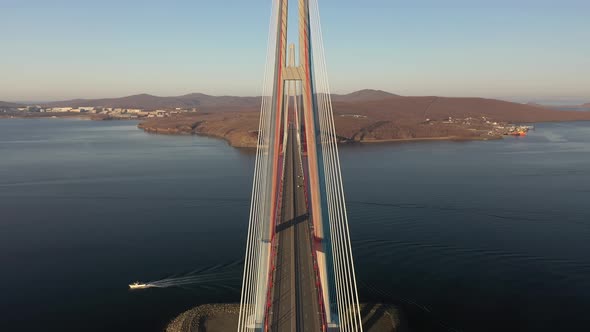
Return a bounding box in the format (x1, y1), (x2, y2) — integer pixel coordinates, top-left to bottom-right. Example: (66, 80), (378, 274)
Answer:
(165, 303), (408, 332)
(165, 304), (240, 332)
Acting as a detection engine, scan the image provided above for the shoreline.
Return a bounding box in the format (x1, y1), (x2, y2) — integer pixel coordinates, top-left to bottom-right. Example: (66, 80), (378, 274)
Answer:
(138, 122), (253, 148)
(0, 114), (96, 121)
(356, 135), (503, 144)
(3, 115), (589, 149)
(137, 122), (508, 148)
(138, 124), (500, 148)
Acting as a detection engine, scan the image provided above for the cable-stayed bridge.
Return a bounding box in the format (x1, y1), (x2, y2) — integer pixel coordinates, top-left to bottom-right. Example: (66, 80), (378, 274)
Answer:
(238, 0), (362, 331)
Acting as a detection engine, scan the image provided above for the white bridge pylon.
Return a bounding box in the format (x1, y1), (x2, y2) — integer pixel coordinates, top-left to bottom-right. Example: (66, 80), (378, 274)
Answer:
(238, 0), (363, 331)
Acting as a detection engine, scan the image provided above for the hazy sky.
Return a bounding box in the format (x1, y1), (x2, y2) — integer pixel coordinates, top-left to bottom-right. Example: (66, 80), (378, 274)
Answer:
(1, 0), (589, 102)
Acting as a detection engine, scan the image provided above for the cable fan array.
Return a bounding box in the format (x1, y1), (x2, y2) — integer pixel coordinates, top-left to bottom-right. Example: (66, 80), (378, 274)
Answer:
(308, 0), (363, 330)
(237, 0), (281, 330)
(238, 0), (362, 330)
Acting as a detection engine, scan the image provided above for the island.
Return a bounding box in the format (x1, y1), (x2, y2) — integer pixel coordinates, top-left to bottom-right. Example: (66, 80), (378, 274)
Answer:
(137, 90), (590, 148)
(3, 90), (590, 148)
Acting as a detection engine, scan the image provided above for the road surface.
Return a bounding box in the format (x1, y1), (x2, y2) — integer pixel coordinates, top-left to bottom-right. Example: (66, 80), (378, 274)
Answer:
(269, 126), (322, 332)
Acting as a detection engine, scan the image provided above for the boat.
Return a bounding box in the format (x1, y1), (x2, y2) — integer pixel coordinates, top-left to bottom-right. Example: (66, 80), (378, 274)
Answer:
(510, 130), (527, 136)
(129, 282), (151, 290)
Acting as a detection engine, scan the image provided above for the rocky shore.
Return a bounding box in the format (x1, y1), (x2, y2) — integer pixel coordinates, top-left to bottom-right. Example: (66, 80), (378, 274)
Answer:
(165, 303), (409, 332)
(138, 111), (260, 148)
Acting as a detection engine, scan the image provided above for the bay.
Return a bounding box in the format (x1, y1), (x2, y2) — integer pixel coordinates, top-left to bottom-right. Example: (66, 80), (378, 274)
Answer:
(1, 119), (589, 331)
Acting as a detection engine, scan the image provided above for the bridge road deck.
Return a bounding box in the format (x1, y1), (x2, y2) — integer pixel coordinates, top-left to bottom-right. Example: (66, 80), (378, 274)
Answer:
(269, 126), (322, 332)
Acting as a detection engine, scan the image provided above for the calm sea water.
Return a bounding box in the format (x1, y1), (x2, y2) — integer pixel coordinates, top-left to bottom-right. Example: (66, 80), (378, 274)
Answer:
(1, 119), (589, 332)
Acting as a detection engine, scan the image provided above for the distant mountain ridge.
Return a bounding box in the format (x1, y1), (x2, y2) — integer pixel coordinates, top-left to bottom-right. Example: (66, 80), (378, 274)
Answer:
(331, 89), (399, 102)
(36, 90), (399, 111)
(10, 90), (590, 114)
(38, 89), (399, 110)
(43, 93), (260, 111)
(0, 101), (24, 108)
(528, 101), (590, 111)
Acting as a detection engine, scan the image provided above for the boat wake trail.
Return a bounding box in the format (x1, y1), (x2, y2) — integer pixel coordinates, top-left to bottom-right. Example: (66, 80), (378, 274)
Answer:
(130, 260), (243, 290)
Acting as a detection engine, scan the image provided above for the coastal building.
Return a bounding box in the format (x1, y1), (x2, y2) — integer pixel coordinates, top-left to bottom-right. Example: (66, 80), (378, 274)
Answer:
(117, 114), (135, 119)
(49, 107), (73, 113)
(71, 108), (92, 113)
(125, 109), (143, 114)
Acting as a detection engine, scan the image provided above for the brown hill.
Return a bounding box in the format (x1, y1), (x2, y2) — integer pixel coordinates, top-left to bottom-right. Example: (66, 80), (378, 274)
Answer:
(338, 96), (590, 122)
(331, 89), (399, 102)
(138, 94), (590, 148)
